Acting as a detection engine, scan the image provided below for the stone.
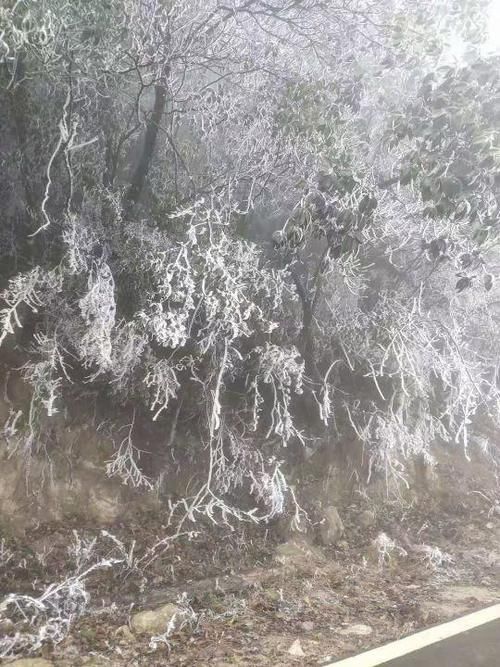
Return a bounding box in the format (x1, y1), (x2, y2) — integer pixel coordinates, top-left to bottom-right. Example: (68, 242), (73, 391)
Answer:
(275, 538), (325, 572)
(301, 620), (315, 632)
(338, 623), (373, 636)
(288, 639), (305, 656)
(276, 539), (310, 561)
(359, 509), (376, 529)
(319, 506), (344, 545)
(115, 624), (134, 642)
(131, 602), (180, 635)
(0, 617), (15, 634)
(6, 661), (54, 667)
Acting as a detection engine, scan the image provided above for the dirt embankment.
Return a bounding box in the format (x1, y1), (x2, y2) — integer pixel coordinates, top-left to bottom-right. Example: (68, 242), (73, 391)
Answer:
(2, 487), (500, 666)
(2, 368), (500, 665)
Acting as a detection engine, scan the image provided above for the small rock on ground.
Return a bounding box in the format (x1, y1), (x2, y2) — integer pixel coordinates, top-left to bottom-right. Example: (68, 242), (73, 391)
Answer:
(319, 506), (345, 545)
(301, 620), (315, 632)
(288, 639), (305, 656)
(115, 624), (135, 642)
(131, 602), (180, 635)
(275, 538), (324, 568)
(359, 509), (377, 528)
(338, 623), (373, 636)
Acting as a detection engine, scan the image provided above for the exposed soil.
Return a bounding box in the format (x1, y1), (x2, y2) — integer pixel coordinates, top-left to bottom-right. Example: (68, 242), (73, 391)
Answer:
(2, 492), (500, 666)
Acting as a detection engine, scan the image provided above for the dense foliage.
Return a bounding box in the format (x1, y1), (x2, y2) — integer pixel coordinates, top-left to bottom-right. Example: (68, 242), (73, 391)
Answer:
(1, 0), (499, 518)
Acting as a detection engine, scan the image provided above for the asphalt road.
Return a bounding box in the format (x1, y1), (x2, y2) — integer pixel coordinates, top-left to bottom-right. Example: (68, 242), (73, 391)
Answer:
(327, 604), (500, 667)
(380, 619), (500, 666)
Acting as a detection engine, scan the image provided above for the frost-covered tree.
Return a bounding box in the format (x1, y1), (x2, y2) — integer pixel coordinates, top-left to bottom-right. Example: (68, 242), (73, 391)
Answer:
(0, 0), (499, 517)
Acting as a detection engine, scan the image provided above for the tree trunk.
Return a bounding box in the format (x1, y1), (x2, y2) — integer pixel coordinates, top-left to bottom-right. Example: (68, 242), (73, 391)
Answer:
(123, 84), (167, 218)
(290, 266), (321, 384)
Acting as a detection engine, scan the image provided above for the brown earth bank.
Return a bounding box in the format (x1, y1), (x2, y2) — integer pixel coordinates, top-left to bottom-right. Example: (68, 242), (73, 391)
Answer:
(2, 490), (500, 667)
(2, 370), (500, 665)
